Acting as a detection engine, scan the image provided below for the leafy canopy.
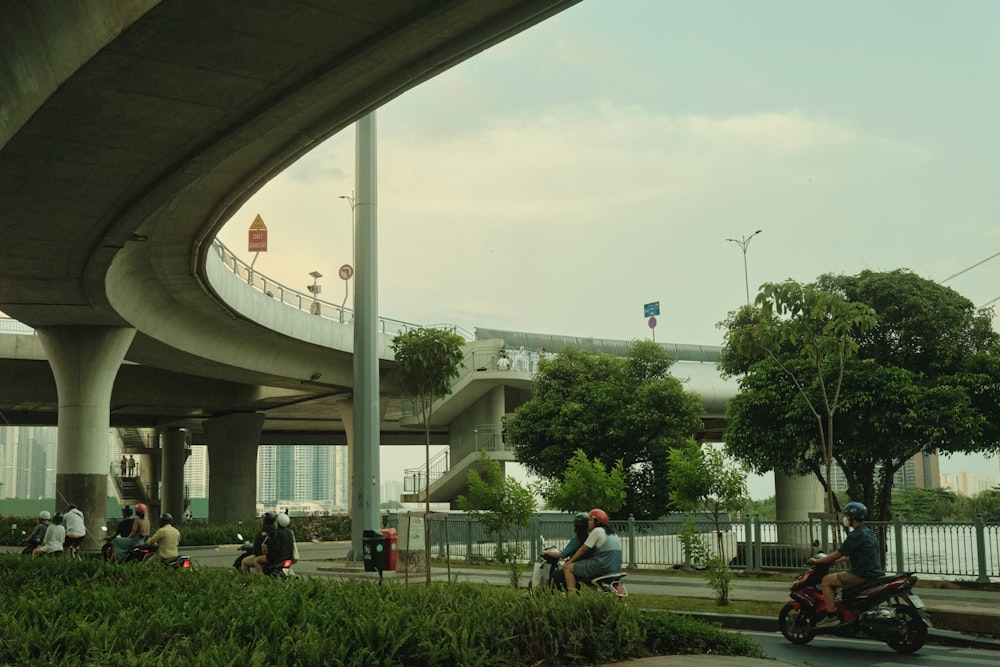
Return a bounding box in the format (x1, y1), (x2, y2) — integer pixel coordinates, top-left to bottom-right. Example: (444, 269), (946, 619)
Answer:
(536, 449), (626, 514)
(508, 340), (704, 519)
(719, 270), (1000, 521)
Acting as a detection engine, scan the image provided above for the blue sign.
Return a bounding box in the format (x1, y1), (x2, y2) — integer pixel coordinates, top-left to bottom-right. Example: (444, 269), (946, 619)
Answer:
(644, 301), (660, 318)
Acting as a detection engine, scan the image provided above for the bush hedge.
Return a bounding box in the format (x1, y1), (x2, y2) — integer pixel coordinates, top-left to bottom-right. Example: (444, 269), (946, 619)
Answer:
(0, 555), (764, 666)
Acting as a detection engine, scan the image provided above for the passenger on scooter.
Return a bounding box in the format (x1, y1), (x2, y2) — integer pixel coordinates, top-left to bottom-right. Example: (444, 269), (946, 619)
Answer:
(33, 512), (66, 557)
(112, 502), (150, 562)
(541, 512), (592, 589)
(24, 511), (51, 552)
(143, 513), (181, 565)
(255, 512), (294, 575)
(564, 508), (623, 593)
(809, 501), (884, 628)
(240, 512), (277, 574)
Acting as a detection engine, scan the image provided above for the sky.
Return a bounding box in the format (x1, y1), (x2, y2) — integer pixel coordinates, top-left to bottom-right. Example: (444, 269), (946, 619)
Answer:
(214, 1), (1000, 498)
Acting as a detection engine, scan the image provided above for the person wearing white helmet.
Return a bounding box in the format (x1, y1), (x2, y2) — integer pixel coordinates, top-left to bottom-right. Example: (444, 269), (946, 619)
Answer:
(255, 512), (295, 575)
(33, 512), (66, 557)
(23, 511), (51, 554)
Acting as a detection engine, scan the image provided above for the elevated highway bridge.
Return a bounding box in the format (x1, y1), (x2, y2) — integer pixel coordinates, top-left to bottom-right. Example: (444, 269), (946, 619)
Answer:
(1, 2), (818, 556)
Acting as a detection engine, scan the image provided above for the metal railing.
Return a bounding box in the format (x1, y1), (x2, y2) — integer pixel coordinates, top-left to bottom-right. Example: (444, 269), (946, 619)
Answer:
(383, 512), (1000, 581)
(210, 240), (474, 340)
(0, 317), (34, 334)
(402, 425), (512, 494)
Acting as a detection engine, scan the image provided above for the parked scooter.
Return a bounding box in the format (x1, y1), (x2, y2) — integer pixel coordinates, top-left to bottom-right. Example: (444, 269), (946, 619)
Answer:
(779, 552), (931, 654)
(528, 536), (627, 597)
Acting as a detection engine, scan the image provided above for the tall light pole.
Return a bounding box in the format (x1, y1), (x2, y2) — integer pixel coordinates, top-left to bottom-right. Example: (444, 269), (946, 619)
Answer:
(726, 229), (763, 305)
(339, 191), (356, 270)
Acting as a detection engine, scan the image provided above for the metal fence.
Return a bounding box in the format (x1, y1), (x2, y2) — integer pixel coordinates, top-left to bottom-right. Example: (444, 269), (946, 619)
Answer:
(384, 512), (1000, 582)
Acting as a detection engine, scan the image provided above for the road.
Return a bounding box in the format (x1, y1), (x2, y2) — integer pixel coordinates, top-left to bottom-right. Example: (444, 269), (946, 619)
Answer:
(746, 630), (1000, 666)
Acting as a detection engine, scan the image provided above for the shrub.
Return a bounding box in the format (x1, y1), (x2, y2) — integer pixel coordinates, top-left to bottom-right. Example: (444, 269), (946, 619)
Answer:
(0, 555), (762, 666)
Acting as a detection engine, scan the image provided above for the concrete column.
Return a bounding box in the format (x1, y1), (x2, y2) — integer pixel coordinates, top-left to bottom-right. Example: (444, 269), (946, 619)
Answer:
(775, 470), (824, 544)
(338, 399), (354, 516)
(204, 412), (265, 523)
(349, 111), (382, 559)
(36, 325), (135, 550)
(160, 427), (187, 521)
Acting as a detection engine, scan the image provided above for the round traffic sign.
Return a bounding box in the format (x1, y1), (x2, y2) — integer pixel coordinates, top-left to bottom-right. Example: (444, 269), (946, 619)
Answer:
(338, 264), (354, 280)
(648, 316), (657, 329)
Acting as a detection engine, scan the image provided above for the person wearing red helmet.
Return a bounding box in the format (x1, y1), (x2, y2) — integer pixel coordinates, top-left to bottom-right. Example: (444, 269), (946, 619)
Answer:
(111, 502), (150, 562)
(564, 508), (623, 593)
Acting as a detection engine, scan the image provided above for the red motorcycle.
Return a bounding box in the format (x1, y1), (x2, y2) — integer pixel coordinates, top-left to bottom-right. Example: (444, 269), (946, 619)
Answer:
(778, 553), (931, 654)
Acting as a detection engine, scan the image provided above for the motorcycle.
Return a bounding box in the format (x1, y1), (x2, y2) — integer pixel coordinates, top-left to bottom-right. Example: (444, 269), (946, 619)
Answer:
(778, 552), (931, 654)
(528, 537), (627, 597)
(121, 543), (192, 569)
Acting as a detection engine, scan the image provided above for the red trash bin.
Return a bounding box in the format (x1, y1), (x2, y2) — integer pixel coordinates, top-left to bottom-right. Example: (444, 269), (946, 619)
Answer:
(381, 528), (397, 571)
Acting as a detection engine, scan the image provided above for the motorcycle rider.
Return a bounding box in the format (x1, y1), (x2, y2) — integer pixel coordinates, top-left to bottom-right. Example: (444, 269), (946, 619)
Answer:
(114, 506), (135, 538)
(33, 512), (66, 557)
(63, 503), (86, 557)
(143, 513), (181, 565)
(112, 502), (150, 562)
(239, 512), (277, 574)
(809, 501), (884, 628)
(540, 512), (592, 590)
(563, 508), (623, 593)
(255, 512), (295, 575)
(24, 511), (51, 553)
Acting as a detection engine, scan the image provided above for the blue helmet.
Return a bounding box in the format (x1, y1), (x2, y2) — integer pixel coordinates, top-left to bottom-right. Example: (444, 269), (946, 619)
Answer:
(844, 501), (867, 522)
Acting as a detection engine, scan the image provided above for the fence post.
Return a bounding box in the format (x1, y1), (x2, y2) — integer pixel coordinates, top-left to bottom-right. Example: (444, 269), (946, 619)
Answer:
(820, 517), (830, 553)
(975, 515), (989, 583)
(465, 515), (474, 563)
(530, 514), (541, 560)
(752, 515), (762, 573)
(437, 514), (446, 558)
(628, 514), (637, 569)
(893, 515), (904, 574)
(742, 515), (752, 571)
(683, 514), (692, 569)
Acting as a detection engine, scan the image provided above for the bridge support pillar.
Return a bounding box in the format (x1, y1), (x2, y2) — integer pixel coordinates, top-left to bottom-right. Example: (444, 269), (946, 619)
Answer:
(160, 427), (187, 522)
(37, 325), (136, 550)
(775, 471), (824, 544)
(204, 413), (264, 523)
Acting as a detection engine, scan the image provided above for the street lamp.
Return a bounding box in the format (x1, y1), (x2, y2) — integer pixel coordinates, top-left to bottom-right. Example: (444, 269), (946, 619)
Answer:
(726, 229), (763, 305)
(307, 270), (322, 315)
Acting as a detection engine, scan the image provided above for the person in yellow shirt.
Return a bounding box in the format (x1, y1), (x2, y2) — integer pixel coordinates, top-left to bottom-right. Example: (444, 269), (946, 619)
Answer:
(144, 513), (181, 565)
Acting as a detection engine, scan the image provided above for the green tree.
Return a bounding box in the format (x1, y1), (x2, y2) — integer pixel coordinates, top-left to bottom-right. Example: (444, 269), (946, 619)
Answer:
(508, 340), (704, 519)
(668, 442), (749, 605)
(891, 487), (960, 522)
(536, 449), (626, 513)
(456, 451), (537, 588)
(391, 327), (465, 584)
(720, 279), (877, 514)
(720, 270), (1000, 522)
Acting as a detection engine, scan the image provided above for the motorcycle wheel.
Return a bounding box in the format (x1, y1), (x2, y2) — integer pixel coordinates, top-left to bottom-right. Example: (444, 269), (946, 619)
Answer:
(885, 606), (927, 654)
(778, 603), (816, 645)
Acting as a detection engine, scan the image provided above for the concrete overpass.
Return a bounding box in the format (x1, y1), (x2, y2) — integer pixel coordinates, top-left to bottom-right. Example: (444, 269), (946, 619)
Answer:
(0, 0), (582, 550)
(0, 2), (822, 549)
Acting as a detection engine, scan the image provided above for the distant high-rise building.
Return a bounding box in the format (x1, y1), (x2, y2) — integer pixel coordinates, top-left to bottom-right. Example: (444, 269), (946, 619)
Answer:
(183, 446), (209, 497)
(257, 444), (348, 512)
(827, 451), (940, 494)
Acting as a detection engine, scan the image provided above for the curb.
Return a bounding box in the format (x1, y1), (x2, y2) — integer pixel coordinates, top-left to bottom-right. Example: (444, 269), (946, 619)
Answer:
(661, 611), (1000, 651)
